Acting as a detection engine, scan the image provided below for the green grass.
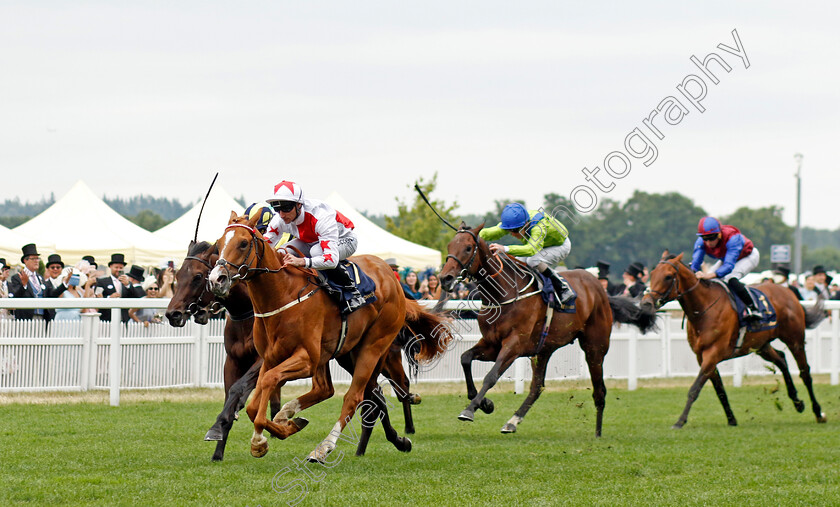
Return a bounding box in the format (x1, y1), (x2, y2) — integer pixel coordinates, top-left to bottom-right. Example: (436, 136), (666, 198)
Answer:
(1, 379), (839, 506)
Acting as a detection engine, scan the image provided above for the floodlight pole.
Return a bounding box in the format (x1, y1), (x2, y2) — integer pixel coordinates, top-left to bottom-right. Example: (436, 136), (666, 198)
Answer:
(794, 153), (803, 276)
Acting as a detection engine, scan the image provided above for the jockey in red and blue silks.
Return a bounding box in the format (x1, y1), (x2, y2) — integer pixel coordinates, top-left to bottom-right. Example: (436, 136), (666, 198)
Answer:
(690, 216), (761, 320)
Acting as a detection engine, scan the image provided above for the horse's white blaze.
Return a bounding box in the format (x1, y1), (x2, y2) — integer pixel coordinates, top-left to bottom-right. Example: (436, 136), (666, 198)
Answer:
(506, 415), (523, 427)
(224, 230), (235, 245)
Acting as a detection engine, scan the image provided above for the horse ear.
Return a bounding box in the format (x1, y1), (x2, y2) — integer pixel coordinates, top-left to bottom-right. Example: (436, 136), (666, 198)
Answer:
(474, 222), (486, 233)
(660, 249), (670, 261)
(228, 210), (238, 223)
(459, 220), (468, 230)
(675, 252), (684, 263)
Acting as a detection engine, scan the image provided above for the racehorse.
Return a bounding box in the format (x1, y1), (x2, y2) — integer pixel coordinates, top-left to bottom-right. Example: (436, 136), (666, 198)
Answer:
(165, 240), (422, 461)
(641, 252), (827, 428)
(208, 212), (451, 461)
(439, 223), (657, 436)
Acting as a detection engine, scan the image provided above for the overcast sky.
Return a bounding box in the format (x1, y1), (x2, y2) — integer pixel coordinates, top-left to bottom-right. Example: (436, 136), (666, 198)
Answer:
(2, 1), (839, 229)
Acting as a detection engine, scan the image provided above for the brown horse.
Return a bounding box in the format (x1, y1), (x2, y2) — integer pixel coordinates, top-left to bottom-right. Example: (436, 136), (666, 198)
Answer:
(439, 224), (657, 436)
(166, 240), (422, 461)
(640, 252), (827, 428)
(208, 212), (450, 461)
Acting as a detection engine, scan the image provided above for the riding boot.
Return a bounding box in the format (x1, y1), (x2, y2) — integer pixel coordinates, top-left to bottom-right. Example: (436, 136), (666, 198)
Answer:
(542, 268), (573, 307)
(324, 266), (367, 313)
(727, 278), (761, 322)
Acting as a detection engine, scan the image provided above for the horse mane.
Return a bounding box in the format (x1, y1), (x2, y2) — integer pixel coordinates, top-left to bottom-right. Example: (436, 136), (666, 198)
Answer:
(188, 240), (217, 257)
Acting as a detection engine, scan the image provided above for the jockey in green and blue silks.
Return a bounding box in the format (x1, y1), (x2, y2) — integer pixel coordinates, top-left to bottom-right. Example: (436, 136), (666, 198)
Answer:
(479, 203), (572, 304)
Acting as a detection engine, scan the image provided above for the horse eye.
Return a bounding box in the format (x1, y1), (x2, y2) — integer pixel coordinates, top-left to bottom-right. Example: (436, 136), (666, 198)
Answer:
(192, 274), (203, 284)
(664, 275), (672, 281)
(239, 240), (248, 249)
(466, 246), (472, 252)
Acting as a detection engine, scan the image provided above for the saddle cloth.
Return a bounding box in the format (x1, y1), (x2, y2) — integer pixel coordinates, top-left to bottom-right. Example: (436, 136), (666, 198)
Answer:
(319, 260), (377, 314)
(535, 270), (577, 314)
(711, 280), (777, 332)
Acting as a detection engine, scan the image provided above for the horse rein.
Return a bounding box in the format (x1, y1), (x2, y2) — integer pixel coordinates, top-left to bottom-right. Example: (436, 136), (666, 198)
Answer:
(215, 223), (285, 281)
(648, 259), (720, 317)
(183, 254), (218, 316)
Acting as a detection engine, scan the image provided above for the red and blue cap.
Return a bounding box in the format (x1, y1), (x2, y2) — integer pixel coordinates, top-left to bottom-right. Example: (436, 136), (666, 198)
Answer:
(697, 216), (721, 236)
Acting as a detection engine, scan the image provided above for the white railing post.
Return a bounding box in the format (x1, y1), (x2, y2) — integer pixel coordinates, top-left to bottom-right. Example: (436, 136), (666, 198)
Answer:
(80, 313), (96, 391)
(195, 321), (207, 388)
(109, 316), (122, 407)
(627, 328), (638, 391)
(661, 313), (670, 378)
(832, 309), (839, 385)
(514, 357), (525, 394)
(733, 357), (744, 387)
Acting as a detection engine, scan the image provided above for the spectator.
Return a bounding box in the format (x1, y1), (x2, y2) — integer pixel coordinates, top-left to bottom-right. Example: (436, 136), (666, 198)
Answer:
(95, 253), (143, 322)
(595, 260), (618, 295)
(773, 266), (801, 300)
(54, 266), (96, 321)
(44, 253), (70, 299)
(401, 271), (422, 300)
(156, 261), (176, 299)
(8, 243), (62, 321)
(82, 255), (98, 270)
(799, 275), (818, 301)
(616, 262), (646, 298)
(423, 273), (442, 300)
(812, 265), (832, 299)
(130, 280), (163, 327)
(0, 258), (10, 319)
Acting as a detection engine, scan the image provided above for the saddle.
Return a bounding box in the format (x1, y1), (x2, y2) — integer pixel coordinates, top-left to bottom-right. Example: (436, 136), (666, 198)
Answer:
(710, 279), (777, 333)
(317, 260), (377, 315)
(529, 267), (577, 313)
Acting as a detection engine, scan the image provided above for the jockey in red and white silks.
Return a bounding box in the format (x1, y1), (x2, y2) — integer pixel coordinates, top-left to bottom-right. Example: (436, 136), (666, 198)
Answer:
(264, 180), (366, 311)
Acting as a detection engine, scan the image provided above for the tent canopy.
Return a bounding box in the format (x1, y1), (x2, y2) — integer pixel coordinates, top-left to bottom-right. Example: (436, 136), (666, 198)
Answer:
(324, 192), (441, 270)
(13, 180), (187, 266)
(154, 186), (244, 245)
(0, 224), (54, 266)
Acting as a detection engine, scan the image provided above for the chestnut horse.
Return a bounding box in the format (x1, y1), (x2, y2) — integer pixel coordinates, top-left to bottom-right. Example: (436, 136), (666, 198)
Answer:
(208, 213), (450, 461)
(641, 252), (827, 428)
(439, 224), (657, 436)
(166, 240), (422, 461)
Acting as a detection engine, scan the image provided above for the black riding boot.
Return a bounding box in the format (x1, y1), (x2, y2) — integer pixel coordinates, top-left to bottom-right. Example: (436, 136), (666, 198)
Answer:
(542, 268), (572, 307)
(325, 267), (367, 313)
(727, 278), (761, 322)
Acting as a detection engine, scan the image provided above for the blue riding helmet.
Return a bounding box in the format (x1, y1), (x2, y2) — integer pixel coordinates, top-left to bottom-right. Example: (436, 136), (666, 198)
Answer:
(244, 202), (275, 234)
(500, 203), (529, 230)
(697, 216), (721, 236)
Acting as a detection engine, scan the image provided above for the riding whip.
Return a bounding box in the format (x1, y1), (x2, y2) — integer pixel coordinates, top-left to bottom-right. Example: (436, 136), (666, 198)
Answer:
(194, 172), (219, 243)
(413, 182), (458, 232)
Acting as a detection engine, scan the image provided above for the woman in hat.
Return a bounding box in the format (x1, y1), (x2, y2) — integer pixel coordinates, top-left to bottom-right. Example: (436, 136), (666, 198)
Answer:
(617, 262), (647, 298)
(691, 216), (761, 321)
(54, 267), (96, 321)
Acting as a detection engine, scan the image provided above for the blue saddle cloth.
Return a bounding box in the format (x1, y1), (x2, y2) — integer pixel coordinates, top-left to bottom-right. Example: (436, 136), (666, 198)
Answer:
(732, 286), (777, 332)
(537, 272), (577, 314)
(323, 261), (377, 313)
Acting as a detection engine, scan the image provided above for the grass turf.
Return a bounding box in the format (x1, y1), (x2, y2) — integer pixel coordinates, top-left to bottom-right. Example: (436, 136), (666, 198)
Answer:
(1, 378), (839, 506)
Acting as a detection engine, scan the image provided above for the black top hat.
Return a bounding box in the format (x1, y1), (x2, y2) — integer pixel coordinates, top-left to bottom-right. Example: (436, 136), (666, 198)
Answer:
(0, 258), (8, 270)
(775, 266), (791, 278)
(20, 243), (39, 262)
(46, 254), (64, 268)
(109, 253), (127, 266)
(82, 255), (97, 268)
(596, 260), (610, 279)
(812, 265), (827, 275)
(625, 262), (644, 279)
(126, 265), (145, 282)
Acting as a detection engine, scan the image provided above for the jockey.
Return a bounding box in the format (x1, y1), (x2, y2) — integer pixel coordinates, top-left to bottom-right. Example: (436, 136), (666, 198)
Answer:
(479, 203), (573, 305)
(243, 202), (275, 234)
(690, 216), (761, 321)
(263, 181), (366, 313)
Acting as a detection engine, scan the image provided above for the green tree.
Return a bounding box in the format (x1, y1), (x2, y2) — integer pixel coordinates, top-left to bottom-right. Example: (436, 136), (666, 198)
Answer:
(803, 247), (840, 273)
(721, 206), (793, 271)
(127, 210), (171, 232)
(385, 173), (456, 266)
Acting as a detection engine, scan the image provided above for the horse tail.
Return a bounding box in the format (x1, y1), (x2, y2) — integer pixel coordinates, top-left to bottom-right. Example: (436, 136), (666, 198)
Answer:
(401, 298), (454, 363)
(608, 295), (659, 333)
(803, 295), (826, 329)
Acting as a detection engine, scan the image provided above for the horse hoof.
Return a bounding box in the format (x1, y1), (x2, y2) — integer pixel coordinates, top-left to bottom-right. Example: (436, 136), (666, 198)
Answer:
(211, 454), (223, 462)
(479, 398), (494, 414)
(794, 400), (805, 413)
(250, 440), (268, 458)
(458, 410), (474, 422)
(817, 412), (827, 423)
(306, 443), (334, 464)
(671, 423), (684, 430)
(501, 423), (517, 434)
(204, 428), (224, 441)
(397, 436), (412, 453)
(292, 417), (309, 431)
(405, 425), (415, 435)
(727, 419), (738, 427)
(409, 393), (422, 405)
(234, 412), (239, 421)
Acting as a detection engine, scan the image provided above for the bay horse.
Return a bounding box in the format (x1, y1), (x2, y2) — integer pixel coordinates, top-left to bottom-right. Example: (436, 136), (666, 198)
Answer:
(641, 252), (827, 428)
(208, 212), (451, 461)
(165, 240), (422, 461)
(439, 224), (657, 436)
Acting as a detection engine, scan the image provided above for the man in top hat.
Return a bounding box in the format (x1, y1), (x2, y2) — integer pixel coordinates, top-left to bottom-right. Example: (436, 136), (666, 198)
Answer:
(95, 253), (141, 322)
(7, 244), (64, 321)
(0, 258), (10, 318)
(616, 261), (647, 298)
(773, 266), (802, 300)
(595, 259), (618, 295)
(44, 253), (72, 298)
(811, 265), (832, 299)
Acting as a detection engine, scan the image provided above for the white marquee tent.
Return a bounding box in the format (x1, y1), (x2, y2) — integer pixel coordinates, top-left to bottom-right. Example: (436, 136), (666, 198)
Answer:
(324, 192), (442, 269)
(13, 181), (187, 266)
(154, 186), (244, 245)
(0, 224), (54, 266)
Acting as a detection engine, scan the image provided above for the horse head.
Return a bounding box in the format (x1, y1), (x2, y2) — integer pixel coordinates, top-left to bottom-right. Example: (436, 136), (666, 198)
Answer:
(439, 222), (487, 292)
(165, 240), (219, 327)
(209, 211), (272, 298)
(641, 251), (690, 311)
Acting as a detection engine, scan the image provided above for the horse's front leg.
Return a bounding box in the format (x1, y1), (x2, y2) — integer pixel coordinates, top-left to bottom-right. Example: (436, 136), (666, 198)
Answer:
(459, 336), (521, 422)
(461, 341), (498, 416)
(708, 368), (737, 426)
(673, 347), (727, 429)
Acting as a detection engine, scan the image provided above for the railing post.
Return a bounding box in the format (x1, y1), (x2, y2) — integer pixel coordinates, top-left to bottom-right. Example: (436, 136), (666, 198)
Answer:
(628, 327), (638, 391)
(832, 309), (839, 385)
(80, 313), (96, 391)
(109, 315), (122, 407)
(661, 313), (670, 378)
(733, 357), (744, 387)
(514, 357), (525, 394)
(194, 320), (207, 388)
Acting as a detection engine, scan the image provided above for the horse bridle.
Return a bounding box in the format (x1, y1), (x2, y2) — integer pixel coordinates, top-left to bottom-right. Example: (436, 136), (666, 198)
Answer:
(215, 224), (283, 281)
(182, 254), (224, 316)
(446, 229), (485, 284)
(646, 259), (700, 308)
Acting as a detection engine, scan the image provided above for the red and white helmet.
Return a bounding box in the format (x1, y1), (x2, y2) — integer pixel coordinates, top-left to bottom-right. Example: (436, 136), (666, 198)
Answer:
(270, 180), (304, 204)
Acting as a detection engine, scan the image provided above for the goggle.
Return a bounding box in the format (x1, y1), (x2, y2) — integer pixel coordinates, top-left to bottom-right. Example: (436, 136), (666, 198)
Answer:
(700, 234), (719, 241)
(269, 201), (297, 213)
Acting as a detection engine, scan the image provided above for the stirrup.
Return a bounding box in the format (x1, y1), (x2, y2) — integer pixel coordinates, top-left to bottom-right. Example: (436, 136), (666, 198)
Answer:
(743, 308), (762, 321)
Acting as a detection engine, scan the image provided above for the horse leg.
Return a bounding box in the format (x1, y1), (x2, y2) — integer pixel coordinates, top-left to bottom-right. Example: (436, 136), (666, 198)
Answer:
(273, 362), (334, 427)
(459, 338), (521, 422)
(357, 382), (411, 457)
(708, 368), (737, 426)
(381, 347), (416, 434)
(460, 341), (498, 416)
(334, 355), (377, 457)
(673, 356), (722, 429)
(579, 334), (610, 437)
(782, 339), (827, 423)
(501, 348), (553, 434)
(757, 344), (804, 413)
(206, 357), (260, 462)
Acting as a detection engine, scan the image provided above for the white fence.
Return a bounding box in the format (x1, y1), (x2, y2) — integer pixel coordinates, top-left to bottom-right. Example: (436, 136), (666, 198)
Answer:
(1, 298), (838, 406)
